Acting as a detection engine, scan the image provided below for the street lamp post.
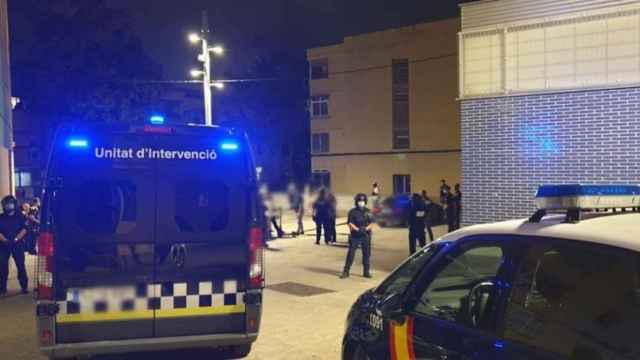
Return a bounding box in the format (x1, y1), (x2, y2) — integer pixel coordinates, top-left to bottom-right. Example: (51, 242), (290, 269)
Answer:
(188, 11), (224, 126)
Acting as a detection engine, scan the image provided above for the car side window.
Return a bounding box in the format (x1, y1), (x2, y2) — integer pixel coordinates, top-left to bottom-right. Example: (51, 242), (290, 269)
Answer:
(412, 243), (505, 331)
(503, 238), (640, 359)
(375, 244), (442, 297)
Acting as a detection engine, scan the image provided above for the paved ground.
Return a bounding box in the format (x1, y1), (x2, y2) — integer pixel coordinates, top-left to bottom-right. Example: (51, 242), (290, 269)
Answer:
(0, 214), (448, 359)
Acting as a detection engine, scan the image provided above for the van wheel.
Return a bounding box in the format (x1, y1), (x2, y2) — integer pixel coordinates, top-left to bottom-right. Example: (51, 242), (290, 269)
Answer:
(214, 344), (252, 359)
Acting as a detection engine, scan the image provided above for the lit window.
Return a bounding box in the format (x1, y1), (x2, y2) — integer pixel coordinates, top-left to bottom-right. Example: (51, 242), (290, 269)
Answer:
(14, 171), (32, 188)
(310, 95), (329, 118)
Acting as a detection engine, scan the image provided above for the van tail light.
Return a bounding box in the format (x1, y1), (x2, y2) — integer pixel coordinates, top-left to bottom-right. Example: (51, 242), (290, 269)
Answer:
(248, 226), (264, 289)
(36, 232), (54, 300)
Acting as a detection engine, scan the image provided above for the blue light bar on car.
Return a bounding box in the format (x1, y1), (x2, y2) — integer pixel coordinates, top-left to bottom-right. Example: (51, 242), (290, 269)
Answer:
(149, 115), (165, 125)
(66, 138), (89, 148)
(220, 141), (239, 151)
(535, 184), (640, 210)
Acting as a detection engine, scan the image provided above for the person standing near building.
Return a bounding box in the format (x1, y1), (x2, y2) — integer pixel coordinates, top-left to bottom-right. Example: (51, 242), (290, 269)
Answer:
(408, 193), (428, 255)
(421, 190), (435, 243)
(0, 196), (29, 295)
(293, 189), (305, 236)
(439, 179), (451, 205)
(340, 194), (373, 279)
(371, 182), (380, 207)
(312, 189), (331, 245)
(454, 184), (462, 230)
(327, 191), (337, 243)
(444, 188), (457, 233)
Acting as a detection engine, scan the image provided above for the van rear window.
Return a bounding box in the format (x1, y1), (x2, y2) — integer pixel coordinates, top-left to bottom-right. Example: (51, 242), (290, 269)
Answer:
(64, 180), (138, 234)
(174, 180), (229, 233)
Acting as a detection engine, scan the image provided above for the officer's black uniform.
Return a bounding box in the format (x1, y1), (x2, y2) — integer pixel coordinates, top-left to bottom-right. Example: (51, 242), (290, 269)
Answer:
(408, 194), (427, 255)
(0, 196), (29, 294)
(445, 192), (457, 233)
(341, 194), (372, 278)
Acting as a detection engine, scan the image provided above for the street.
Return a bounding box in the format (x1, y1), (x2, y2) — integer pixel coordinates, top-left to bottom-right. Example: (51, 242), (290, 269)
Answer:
(0, 214), (448, 360)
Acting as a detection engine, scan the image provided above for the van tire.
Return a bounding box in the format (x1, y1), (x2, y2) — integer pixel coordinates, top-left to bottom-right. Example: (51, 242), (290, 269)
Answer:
(215, 344), (252, 359)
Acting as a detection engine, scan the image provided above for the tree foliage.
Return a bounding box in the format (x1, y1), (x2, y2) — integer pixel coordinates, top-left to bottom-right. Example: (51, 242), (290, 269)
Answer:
(9, 0), (162, 124)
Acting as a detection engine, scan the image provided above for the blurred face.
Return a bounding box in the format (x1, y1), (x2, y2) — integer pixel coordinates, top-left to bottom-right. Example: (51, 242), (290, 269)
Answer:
(22, 204), (30, 213)
(3, 201), (16, 214)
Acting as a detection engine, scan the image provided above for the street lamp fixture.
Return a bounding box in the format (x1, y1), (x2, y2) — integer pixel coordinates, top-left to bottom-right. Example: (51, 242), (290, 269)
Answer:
(188, 33), (201, 44)
(190, 69), (204, 78)
(212, 82), (225, 90)
(210, 45), (224, 56)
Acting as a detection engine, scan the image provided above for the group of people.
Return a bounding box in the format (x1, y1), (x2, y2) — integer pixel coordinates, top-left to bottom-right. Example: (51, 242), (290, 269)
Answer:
(0, 195), (41, 296)
(311, 188), (337, 245)
(407, 180), (461, 255)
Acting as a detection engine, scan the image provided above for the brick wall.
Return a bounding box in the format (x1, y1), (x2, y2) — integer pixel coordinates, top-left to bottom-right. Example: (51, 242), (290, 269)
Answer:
(461, 87), (640, 225)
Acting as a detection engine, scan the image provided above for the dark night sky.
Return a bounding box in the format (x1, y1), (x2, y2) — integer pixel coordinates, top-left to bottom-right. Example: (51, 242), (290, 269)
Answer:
(104, 0), (463, 79)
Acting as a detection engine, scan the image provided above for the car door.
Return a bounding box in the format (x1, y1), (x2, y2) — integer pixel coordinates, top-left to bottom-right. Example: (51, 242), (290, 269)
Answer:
(397, 237), (513, 360)
(53, 132), (158, 343)
(499, 236), (640, 360)
(152, 133), (251, 337)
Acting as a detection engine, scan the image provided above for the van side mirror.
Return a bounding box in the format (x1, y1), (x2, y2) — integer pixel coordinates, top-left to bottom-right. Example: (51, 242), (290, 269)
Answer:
(377, 293), (405, 321)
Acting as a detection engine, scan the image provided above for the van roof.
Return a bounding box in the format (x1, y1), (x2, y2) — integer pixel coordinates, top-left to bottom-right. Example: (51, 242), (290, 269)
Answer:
(57, 122), (245, 137)
(440, 212), (640, 253)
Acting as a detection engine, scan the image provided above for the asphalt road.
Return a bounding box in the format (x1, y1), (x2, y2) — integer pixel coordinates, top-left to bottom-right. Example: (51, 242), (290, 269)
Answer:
(0, 217), (448, 360)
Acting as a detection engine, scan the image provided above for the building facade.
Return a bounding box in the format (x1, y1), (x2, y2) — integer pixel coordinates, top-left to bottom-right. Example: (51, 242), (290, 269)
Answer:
(307, 18), (461, 199)
(460, 0), (640, 225)
(0, 0), (12, 197)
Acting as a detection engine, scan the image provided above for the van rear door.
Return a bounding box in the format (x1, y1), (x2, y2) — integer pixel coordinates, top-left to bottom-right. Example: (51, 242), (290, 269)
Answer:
(152, 134), (250, 337)
(52, 133), (157, 343)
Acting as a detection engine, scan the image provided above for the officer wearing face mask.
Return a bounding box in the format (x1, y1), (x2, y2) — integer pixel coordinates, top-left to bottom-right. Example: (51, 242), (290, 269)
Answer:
(0, 195), (29, 295)
(340, 194), (373, 279)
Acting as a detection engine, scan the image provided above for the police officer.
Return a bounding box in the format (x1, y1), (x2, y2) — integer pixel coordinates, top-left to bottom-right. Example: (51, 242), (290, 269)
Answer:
(421, 190), (435, 243)
(408, 193), (427, 255)
(340, 194), (373, 279)
(444, 188), (457, 233)
(0, 195), (29, 295)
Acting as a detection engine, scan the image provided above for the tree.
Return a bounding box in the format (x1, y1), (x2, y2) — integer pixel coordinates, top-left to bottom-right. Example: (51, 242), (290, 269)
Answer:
(9, 0), (162, 124)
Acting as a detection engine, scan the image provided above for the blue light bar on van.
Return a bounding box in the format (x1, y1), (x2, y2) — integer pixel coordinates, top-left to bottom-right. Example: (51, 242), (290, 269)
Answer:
(149, 115), (165, 125)
(220, 141), (239, 151)
(66, 138), (89, 148)
(535, 184), (640, 210)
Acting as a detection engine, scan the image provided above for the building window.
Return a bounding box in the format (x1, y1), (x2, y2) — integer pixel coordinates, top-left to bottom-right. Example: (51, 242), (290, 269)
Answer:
(311, 133), (330, 154)
(392, 59), (410, 150)
(393, 174), (411, 194)
(312, 170), (331, 189)
(461, 12), (640, 97)
(310, 95), (329, 118)
(14, 171), (32, 188)
(310, 58), (329, 79)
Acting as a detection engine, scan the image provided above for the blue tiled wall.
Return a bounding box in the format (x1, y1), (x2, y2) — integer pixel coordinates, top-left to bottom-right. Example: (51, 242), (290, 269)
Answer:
(461, 88), (640, 225)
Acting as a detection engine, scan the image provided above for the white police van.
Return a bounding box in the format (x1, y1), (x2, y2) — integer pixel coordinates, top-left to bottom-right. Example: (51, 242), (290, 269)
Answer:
(343, 184), (640, 360)
(35, 119), (265, 359)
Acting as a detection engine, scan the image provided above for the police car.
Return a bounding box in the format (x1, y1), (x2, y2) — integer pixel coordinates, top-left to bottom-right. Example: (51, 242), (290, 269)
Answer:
(35, 119), (265, 359)
(343, 184), (640, 360)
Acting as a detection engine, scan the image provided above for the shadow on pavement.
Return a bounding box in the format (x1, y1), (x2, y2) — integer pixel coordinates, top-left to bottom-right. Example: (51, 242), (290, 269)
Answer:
(303, 266), (343, 277)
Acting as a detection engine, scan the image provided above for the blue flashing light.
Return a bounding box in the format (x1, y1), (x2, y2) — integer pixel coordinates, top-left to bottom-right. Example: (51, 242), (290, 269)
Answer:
(66, 138), (89, 148)
(494, 341), (505, 350)
(149, 115), (165, 125)
(536, 184), (640, 198)
(220, 141), (240, 151)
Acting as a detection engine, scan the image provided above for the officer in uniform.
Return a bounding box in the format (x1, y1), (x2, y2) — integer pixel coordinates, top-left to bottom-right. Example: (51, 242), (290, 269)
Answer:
(341, 194), (373, 279)
(408, 193), (427, 255)
(0, 195), (29, 295)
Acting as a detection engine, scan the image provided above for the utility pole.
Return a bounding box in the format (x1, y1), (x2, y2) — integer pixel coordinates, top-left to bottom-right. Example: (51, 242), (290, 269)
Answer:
(188, 11), (224, 126)
(201, 11), (213, 126)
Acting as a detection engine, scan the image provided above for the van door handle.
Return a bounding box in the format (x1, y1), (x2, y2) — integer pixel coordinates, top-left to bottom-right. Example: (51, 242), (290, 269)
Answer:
(170, 244), (187, 268)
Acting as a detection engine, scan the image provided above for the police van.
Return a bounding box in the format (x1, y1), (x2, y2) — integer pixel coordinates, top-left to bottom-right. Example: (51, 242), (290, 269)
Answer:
(35, 119), (265, 359)
(343, 184), (640, 360)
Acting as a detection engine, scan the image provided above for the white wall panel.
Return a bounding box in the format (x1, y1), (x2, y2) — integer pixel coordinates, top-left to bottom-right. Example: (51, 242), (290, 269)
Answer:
(461, 7), (640, 98)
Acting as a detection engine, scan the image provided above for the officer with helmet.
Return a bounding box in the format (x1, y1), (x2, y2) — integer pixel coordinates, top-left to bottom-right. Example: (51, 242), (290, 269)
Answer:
(0, 195), (29, 295)
(340, 193), (373, 279)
